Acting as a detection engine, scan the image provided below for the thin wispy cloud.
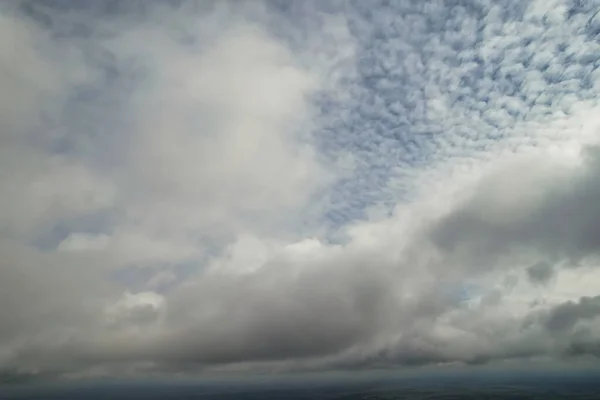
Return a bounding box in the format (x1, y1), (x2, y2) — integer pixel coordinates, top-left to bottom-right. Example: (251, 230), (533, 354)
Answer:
(3, 0), (600, 381)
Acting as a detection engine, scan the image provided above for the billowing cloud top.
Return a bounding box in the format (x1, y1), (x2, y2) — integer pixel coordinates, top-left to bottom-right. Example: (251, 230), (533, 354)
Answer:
(4, 0), (600, 381)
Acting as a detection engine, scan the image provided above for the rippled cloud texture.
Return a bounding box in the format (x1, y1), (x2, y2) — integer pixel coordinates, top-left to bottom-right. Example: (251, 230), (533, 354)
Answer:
(4, 0), (600, 380)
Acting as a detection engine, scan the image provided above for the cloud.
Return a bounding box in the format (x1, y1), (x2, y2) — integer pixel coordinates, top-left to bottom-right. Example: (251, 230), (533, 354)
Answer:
(545, 295), (600, 332)
(430, 146), (600, 269)
(527, 261), (554, 285)
(4, 0), (600, 380)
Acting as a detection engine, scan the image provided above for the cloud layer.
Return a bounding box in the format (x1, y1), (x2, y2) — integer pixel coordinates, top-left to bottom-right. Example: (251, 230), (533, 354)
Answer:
(4, 0), (600, 380)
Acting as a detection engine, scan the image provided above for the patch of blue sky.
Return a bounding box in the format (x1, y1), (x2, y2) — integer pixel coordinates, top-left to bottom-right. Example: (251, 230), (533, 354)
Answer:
(308, 0), (600, 229)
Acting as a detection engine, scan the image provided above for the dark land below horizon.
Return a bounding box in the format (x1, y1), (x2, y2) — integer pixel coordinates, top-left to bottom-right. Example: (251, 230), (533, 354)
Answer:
(1, 366), (600, 399)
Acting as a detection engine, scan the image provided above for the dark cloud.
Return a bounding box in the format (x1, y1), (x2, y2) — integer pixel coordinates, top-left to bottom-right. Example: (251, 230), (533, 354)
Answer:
(79, 256), (452, 368)
(545, 295), (600, 332)
(431, 146), (600, 269)
(528, 261), (554, 285)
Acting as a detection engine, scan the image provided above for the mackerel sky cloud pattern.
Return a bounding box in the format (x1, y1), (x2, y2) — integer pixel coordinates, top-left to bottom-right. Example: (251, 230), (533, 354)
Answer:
(4, 0), (600, 380)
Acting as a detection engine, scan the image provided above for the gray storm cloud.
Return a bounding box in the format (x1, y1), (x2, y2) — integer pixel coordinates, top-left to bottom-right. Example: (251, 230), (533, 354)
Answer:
(432, 147), (600, 268)
(3, 0), (600, 381)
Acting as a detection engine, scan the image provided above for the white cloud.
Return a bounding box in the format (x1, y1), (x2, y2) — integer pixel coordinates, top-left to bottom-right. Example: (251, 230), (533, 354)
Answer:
(5, 0), (600, 380)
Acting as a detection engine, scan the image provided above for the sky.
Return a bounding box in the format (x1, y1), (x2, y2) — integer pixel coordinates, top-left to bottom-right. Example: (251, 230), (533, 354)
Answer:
(4, 0), (600, 381)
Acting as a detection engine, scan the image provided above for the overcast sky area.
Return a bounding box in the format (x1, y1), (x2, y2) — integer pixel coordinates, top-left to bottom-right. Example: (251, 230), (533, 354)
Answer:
(5, 0), (600, 381)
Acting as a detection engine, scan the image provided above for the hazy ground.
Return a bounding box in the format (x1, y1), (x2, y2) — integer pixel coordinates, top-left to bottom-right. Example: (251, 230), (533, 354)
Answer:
(1, 367), (599, 399)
